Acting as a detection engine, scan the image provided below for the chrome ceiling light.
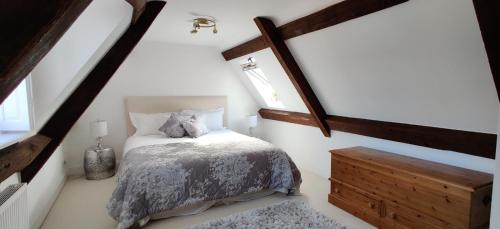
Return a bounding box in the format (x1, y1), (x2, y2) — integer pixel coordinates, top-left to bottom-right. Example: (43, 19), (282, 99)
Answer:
(190, 16), (218, 34)
(241, 57), (257, 71)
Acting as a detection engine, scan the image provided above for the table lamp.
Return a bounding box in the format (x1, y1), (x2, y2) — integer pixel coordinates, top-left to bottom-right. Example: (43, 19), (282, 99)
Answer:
(248, 115), (258, 136)
(91, 120), (107, 149)
(85, 120), (115, 180)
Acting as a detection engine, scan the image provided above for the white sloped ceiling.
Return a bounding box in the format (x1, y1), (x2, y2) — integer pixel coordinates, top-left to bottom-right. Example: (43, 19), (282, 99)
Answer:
(229, 0), (498, 134)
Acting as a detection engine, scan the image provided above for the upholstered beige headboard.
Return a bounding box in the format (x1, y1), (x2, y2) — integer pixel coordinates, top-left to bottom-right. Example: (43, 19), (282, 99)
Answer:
(125, 96), (228, 136)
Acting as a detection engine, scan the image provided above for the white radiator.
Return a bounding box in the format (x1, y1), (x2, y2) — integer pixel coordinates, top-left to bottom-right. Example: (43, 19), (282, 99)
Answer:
(0, 183), (28, 229)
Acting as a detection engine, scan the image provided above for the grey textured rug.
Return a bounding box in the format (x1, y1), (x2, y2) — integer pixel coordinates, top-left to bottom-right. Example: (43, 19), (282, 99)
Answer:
(185, 200), (347, 229)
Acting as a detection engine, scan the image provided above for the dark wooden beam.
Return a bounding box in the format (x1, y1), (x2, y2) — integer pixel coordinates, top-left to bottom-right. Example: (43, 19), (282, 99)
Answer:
(0, 135), (51, 182)
(222, 0), (408, 61)
(326, 116), (496, 159)
(259, 109), (317, 127)
(20, 1), (166, 183)
(472, 0), (500, 102)
(255, 17), (331, 137)
(222, 37), (267, 62)
(0, 0), (91, 105)
(126, 0), (147, 23)
(259, 108), (497, 159)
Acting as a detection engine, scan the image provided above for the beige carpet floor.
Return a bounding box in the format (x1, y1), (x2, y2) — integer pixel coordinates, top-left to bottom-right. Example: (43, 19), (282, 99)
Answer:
(41, 169), (373, 229)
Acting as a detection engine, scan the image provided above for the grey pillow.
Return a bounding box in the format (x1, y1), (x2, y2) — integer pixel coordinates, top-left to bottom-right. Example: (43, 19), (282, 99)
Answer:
(181, 115), (206, 138)
(158, 113), (188, 138)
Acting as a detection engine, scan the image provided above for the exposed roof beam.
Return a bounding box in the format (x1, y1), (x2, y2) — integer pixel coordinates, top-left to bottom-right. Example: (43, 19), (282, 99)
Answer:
(259, 108), (497, 159)
(222, 0), (409, 61)
(259, 109), (317, 127)
(126, 0), (147, 23)
(19, 1), (166, 183)
(0, 135), (51, 182)
(472, 0), (500, 102)
(255, 17), (331, 137)
(0, 0), (91, 105)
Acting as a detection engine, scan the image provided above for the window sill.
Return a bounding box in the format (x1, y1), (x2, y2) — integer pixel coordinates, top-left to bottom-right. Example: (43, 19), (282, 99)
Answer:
(0, 132), (29, 150)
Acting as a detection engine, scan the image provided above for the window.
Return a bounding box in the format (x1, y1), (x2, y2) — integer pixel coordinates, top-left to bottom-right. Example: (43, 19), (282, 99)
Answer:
(0, 77), (32, 133)
(241, 57), (284, 109)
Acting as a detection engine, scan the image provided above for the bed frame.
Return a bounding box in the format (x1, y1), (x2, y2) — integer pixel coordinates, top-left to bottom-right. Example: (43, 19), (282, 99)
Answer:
(124, 96), (228, 136)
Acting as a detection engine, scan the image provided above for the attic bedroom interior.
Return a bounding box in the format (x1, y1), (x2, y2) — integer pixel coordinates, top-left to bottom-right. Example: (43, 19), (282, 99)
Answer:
(0, 0), (499, 228)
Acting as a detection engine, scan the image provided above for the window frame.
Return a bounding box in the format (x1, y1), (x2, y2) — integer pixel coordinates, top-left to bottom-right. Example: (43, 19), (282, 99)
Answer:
(240, 57), (285, 109)
(0, 75), (34, 133)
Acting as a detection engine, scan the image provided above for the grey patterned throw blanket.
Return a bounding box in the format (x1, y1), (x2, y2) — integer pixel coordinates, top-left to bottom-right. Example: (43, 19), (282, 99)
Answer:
(107, 137), (301, 229)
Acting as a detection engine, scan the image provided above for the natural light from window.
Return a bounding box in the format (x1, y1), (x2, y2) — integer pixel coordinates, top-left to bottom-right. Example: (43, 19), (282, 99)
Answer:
(0, 78), (32, 133)
(241, 57), (284, 109)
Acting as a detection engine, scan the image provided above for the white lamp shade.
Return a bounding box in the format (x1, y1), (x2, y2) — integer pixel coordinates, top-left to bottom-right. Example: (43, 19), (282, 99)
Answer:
(247, 115), (258, 128)
(91, 120), (108, 137)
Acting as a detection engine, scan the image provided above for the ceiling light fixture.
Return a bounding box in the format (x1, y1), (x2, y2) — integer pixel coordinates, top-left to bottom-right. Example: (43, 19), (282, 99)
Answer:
(190, 16), (218, 34)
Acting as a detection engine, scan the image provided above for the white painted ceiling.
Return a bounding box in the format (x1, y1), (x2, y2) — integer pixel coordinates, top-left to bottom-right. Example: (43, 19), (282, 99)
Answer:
(143, 0), (342, 50)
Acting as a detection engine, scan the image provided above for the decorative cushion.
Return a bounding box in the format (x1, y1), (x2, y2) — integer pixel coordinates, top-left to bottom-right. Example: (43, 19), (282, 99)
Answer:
(181, 115), (207, 138)
(158, 113), (189, 138)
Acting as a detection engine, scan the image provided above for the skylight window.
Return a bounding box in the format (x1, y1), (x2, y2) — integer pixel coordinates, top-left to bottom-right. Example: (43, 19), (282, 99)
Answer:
(241, 58), (284, 109)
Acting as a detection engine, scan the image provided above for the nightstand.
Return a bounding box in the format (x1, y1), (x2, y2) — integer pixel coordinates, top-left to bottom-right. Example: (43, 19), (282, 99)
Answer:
(84, 146), (115, 180)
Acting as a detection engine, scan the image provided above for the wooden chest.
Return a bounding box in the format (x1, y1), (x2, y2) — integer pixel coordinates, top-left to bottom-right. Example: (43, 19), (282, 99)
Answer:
(329, 147), (493, 229)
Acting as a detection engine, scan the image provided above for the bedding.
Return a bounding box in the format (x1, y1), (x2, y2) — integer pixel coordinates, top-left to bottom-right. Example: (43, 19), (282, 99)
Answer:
(129, 112), (171, 136)
(181, 107), (224, 131)
(158, 113), (189, 138)
(108, 130), (301, 229)
(181, 115), (206, 138)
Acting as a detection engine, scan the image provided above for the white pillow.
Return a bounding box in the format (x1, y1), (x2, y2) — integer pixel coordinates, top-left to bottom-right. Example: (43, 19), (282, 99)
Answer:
(181, 108), (224, 131)
(129, 112), (171, 136)
(191, 113), (210, 134)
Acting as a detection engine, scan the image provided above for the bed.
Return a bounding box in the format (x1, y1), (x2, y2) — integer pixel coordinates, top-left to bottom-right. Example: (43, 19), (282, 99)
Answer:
(107, 96), (302, 229)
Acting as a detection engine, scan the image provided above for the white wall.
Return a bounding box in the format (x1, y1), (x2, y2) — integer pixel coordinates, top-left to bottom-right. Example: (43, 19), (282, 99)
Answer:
(27, 147), (66, 229)
(31, 0), (132, 130)
(0, 148), (65, 229)
(288, 0), (497, 133)
(490, 106), (500, 228)
(62, 41), (261, 176)
(0, 0), (131, 227)
(262, 120), (494, 178)
(230, 0), (497, 177)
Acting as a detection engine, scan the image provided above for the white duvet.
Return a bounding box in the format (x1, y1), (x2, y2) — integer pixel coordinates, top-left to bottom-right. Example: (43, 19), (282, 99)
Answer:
(112, 129), (301, 226)
(123, 129), (253, 156)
